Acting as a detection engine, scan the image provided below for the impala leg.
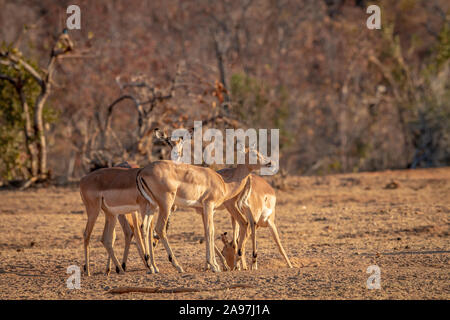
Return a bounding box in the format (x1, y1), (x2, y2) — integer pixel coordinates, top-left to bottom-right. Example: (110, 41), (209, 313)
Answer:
(142, 206), (156, 262)
(117, 214), (133, 272)
(235, 220), (250, 270)
(241, 205), (258, 270)
(230, 216), (242, 270)
(215, 245), (230, 271)
(145, 213), (159, 273)
(83, 202), (100, 276)
(225, 203), (247, 270)
(250, 220), (258, 270)
(233, 205), (250, 271)
(267, 219), (293, 268)
(141, 213), (150, 262)
(195, 209), (211, 271)
(156, 199), (184, 273)
(153, 206), (173, 249)
(131, 211), (151, 272)
(105, 227), (116, 275)
(203, 202), (220, 272)
(139, 203), (159, 273)
(101, 214), (124, 274)
(231, 216), (238, 249)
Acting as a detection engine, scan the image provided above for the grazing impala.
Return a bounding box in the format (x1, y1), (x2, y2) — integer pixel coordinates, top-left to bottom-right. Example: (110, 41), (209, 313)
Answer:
(79, 129), (182, 276)
(135, 143), (272, 273)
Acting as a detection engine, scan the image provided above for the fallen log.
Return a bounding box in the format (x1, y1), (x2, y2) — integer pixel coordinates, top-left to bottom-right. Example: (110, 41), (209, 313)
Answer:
(108, 284), (253, 294)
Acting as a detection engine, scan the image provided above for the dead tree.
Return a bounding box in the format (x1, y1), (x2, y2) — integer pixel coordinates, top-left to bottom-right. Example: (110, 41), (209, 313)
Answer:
(82, 66), (182, 170)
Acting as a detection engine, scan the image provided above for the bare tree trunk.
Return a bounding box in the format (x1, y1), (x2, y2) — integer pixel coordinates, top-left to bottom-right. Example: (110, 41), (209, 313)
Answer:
(35, 31), (73, 179)
(17, 86), (39, 177)
(212, 32), (231, 109)
(34, 89), (50, 178)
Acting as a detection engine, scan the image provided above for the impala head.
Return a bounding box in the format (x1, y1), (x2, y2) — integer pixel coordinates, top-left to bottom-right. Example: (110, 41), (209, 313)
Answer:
(238, 142), (274, 171)
(155, 128), (185, 161)
(220, 232), (236, 270)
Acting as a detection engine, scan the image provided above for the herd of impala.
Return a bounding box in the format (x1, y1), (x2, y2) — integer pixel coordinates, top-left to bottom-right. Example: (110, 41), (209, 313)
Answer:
(79, 129), (293, 276)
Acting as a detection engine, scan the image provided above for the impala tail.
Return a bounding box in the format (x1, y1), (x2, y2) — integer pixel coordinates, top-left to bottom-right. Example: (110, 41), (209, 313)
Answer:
(136, 169), (167, 246)
(237, 175), (252, 213)
(136, 169), (157, 206)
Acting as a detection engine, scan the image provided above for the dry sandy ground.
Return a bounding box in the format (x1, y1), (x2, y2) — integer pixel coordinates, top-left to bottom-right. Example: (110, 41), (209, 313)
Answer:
(0, 168), (448, 300)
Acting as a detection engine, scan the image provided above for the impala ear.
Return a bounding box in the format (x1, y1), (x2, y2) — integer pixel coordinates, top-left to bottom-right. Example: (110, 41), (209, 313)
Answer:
(154, 128), (167, 140)
(221, 232), (229, 245)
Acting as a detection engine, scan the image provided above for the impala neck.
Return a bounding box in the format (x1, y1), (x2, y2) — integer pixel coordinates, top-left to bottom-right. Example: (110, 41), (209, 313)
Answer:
(222, 164), (253, 200)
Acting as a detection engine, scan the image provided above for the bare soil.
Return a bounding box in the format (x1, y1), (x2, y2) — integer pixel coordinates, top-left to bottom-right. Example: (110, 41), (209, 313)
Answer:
(0, 168), (448, 300)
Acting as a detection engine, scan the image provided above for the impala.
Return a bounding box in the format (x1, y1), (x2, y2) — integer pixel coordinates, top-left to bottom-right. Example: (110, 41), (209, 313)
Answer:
(135, 142), (272, 272)
(221, 174), (293, 270)
(79, 129), (181, 276)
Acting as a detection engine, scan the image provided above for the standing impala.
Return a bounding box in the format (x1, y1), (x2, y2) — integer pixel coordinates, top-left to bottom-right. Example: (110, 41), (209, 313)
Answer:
(135, 132), (290, 272)
(80, 165), (154, 276)
(221, 174), (293, 270)
(79, 129), (182, 276)
(136, 143), (272, 272)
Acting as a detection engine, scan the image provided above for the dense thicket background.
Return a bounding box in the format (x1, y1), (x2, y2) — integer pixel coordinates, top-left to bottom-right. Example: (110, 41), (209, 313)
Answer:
(0, 0), (449, 183)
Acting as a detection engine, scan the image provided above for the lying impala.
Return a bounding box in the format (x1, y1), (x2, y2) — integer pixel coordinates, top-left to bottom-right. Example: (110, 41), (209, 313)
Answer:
(79, 129), (182, 276)
(136, 141), (273, 273)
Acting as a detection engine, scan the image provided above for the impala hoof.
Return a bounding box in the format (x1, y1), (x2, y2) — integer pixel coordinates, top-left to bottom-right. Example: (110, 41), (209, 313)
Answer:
(176, 266), (184, 273)
(147, 265), (160, 274)
(210, 264), (221, 272)
(83, 264), (90, 276)
(122, 262), (127, 271)
(115, 266), (125, 274)
(147, 267), (155, 274)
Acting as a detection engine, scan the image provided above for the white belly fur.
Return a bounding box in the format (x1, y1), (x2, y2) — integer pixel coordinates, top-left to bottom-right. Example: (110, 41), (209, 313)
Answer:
(175, 197), (202, 208)
(260, 195), (275, 222)
(102, 203), (139, 216)
(261, 206), (273, 222)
